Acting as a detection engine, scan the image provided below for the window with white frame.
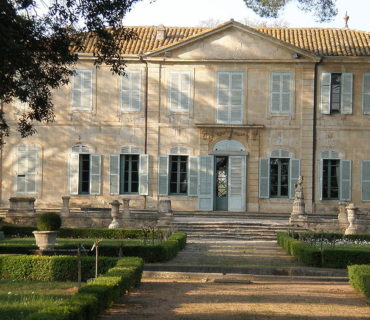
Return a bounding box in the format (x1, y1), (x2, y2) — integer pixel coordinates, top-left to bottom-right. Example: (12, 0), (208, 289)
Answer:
(109, 146), (149, 195)
(319, 151), (351, 201)
(69, 145), (101, 195)
(320, 72), (353, 114)
(168, 71), (191, 112)
(72, 69), (93, 110)
(270, 72), (293, 114)
(259, 150), (300, 199)
(121, 71), (141, 111)
(217, 71), (243, 124)
(363, 73), (370, 114)
(15, 145), (40, 194)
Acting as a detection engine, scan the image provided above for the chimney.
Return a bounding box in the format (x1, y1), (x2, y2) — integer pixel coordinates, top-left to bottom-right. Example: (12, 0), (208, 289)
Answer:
(343, 11), (349, 29)
(156, 24), (167, 40)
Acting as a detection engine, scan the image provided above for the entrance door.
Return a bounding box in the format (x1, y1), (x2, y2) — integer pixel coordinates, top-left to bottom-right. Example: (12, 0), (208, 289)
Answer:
(215, 156), (228, 211)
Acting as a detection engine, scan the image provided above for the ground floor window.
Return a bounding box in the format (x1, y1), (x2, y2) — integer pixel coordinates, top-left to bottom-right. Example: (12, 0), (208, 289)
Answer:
(322, 159), (340, 200)
(120, 154), (139, 194)
(169, 155), (188, 194)
(270, 158), (289, 198)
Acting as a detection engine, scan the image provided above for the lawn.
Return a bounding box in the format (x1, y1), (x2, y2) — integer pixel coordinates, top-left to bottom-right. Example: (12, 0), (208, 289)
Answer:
(0, 279), (79, 320)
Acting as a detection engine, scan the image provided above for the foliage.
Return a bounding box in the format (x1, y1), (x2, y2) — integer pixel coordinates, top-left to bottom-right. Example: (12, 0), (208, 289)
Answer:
(348, 265), (370, 299)
(36, 213), (62, 231)
(0, 0), (140, 142)
(243, 0), (338, 22)
(27, 257), (143, 320)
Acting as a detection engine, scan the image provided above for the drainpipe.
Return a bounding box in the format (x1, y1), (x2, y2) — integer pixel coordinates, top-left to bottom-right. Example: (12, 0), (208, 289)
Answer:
(139, 55), (149, 208)
(312, 57), (323, 213)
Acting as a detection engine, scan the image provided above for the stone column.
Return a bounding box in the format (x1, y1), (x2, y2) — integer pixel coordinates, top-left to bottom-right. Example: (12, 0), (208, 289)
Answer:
(345, 203), (360, 235)
(60, 196), (71, 217)
(122, 198), (131, 218)
(108, 200), (122, 229)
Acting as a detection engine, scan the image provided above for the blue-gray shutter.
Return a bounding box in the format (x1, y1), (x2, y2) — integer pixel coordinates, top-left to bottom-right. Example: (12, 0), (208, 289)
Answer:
(230, 73), (243, 124)
(121, 71), (141, 111)
(158, 156), (168, 196)
(198, 155), (214, 211)
(319, 159), (323, 200)
(109, 154), (120, 195)
(259, 158), (270, 198)
(217, 72), (230, 123)
(228, 156), (246, 211)
(69, 152), (79, 195)
(341, 73), (353, 114)
(289, 158), (300, 199)
(340, 159), (351, 201)
(320, 72), (331, 114)
(188, 156), (198, 196)
(139, 154), (149, 195)
(361, 160), (370, 201)
(363, 73), (370, 114)
(72, 70), (92, 110)
(90, 154), (101, 195)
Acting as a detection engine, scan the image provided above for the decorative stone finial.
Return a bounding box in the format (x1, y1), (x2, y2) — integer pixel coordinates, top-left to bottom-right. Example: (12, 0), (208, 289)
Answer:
(343, 11), (349, 29)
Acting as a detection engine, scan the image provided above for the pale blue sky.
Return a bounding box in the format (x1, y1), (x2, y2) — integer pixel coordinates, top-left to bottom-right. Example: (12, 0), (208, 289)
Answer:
(124, 0), (370, 31)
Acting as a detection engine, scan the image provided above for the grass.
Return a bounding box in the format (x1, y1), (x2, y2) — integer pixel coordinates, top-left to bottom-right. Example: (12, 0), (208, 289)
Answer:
(0, 279), (79, 320)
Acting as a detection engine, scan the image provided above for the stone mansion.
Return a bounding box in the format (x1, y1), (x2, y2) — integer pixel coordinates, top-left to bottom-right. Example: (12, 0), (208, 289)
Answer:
(1, 20), (370, 215)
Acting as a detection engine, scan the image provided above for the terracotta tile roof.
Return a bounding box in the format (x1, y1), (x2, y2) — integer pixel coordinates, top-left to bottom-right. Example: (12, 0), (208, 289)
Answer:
(74, 24), (370, 57)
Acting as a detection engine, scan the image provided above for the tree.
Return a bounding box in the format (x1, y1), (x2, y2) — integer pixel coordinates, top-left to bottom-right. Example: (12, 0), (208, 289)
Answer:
(243, 0), (338, 22)
(0, 0), (141, 143)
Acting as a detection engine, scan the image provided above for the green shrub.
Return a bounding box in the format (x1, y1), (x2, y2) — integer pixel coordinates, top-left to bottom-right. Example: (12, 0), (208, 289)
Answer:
(36, 213), (62, 231)
(348, 265), (370, 299)
(322, 247), (370, 268)
(27, 257), (143, 320)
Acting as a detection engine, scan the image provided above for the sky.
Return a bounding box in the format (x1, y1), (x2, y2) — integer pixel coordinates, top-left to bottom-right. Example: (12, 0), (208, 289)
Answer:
(123, 0), (370, 31)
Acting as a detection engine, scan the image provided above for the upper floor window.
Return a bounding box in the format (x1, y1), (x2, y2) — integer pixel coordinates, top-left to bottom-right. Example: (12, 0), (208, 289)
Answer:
(217, 72), (243, 124)
(15, 145), (40, 194)
(72, 69), (93, 110)
(121, 71), (141, 112)
(320, 72), (353, 114)
(363, 73), (370, 114)
(168, 71), (191, 113)
(270, 72), (292, 114)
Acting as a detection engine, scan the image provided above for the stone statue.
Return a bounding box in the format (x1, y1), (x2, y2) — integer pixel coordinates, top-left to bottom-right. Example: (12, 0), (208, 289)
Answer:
(294, 176), (304, 200)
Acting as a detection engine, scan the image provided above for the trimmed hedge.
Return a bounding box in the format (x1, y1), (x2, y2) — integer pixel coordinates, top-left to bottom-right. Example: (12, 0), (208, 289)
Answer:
(348, 265), (370, 299)
(27, 257), (143, 320)
(0, 232), (187, 262)
(290, 232), (370, 242)
(2, 225), (164, 239)
(277, 232), (370, 268)
(0, 255), (118, 281)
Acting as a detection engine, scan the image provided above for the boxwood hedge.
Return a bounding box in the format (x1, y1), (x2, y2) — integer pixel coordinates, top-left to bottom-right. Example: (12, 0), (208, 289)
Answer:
(348, 264), (370, 299)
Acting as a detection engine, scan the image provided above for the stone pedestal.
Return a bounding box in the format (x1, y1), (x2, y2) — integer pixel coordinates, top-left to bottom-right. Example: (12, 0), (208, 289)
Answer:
(122, 198), (131, 218)
(159, 200), (172, 215)
(60, 196), (70, 217)
(108, 200), (122, 229)
(8, 197), (36, 216)
(345, 203), (362, 235)
(338, 202), (348, 232)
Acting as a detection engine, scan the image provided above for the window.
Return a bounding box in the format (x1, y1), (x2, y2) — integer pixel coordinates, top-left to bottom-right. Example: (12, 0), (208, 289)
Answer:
(169, 155), (188, 194)
(72, 69), (93, 110)
(121, 71), (141, 111)
(270, 72), (292, 114)
(361, 160), (370, 201)
(69, 146), (101, 195)
(319, 151), (351, 201)
(217, 72), (243, 124)
(15, 145), (39, 194)
(363, 73), (370, 114)
(320, 72), (353, 114)
(259, 151), (300, 199)
(168, 71), (191, 112)
(270, 158), (289, 197)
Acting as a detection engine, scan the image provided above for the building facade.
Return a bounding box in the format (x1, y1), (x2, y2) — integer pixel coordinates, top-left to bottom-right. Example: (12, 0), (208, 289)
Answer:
(1, 20), (370, 214)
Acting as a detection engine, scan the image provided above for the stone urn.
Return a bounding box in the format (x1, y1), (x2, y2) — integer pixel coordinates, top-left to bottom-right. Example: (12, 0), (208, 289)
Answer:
(345, 203), (359, 235)
(33, 231), (59, 250)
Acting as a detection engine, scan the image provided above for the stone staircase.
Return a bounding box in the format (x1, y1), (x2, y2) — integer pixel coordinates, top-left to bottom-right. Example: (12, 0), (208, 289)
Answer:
(171, 212), (307, 241)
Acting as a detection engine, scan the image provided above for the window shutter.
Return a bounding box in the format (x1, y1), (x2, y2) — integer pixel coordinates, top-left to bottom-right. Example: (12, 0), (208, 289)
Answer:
(188, 156), (199, 196)
(109, 154), (120, 195)
(341, 73), (353, 114)
(319, 159), (323, 200)
(361, 160), (370, 201)
(363, 73), (370, 114)
(158, 156), (169, 196)
(340, 159), (351, 201)
(90, 154), (101, 195)
(72, 70), (93, 110)
(16, 146), (38, 194)
(217, 72), (230, 123)
(270, 73), (281, 113)
(121, 71), (141, 111)
(16, 148), (27, 193)
(282, 73), (292, 113)
(228, 156), (246, 211)
(230, 73), (243, 123)
(320, 72), (331, 114)
(180, 72), (191, 111)
(198, 155), (214, 211)
(289, 158), (300, 199)
(139, 154), (149, 195)
(259, 158), (270, 198)
(26, 149), (38, 193)
(169, 71), (190, 112)
(69, 152), (79, 195)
